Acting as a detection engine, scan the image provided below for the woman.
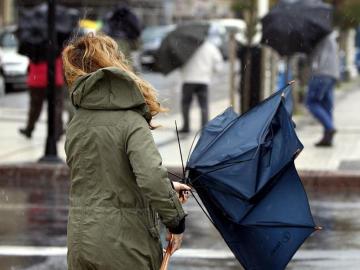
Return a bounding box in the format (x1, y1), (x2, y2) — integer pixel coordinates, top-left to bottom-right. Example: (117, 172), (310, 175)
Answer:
(62, 33), (189, 270)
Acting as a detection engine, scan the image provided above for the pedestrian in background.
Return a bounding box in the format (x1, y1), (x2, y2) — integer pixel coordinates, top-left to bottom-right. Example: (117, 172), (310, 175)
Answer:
(19, 57), (64, 140)
(102, 3), (141, 65)
(63, 33), (189, 270)
(306, 32), (340, 147)
(179, 40), (223, 133)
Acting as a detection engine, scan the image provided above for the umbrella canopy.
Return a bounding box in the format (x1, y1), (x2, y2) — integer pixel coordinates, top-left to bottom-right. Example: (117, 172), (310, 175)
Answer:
(17, 3), (79, 62)
(261, 0), (333, 56)
(187, 86), (318, 269)
(102, 5), (141, 41)
(154, 23), (209, 75)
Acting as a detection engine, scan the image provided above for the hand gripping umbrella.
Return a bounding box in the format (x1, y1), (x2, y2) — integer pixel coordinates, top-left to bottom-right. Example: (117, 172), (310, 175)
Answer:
(160, 192), (186, 270)
(186, 85), (321, 270)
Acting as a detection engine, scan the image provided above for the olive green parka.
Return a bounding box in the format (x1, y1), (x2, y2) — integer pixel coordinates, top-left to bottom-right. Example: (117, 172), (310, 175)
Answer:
(65, 67), (186, 270)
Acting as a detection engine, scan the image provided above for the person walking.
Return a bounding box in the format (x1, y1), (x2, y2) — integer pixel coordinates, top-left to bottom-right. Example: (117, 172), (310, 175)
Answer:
(19, 57), (64, 140)
(306, 32), (340, 147)
(179, 40), (223, 133)
(62, 33), (189, 270)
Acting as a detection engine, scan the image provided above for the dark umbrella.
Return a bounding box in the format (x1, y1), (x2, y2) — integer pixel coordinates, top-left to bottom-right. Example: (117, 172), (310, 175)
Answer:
(186, 85), (320, 270)
(102, 4), (141, 41)
(17, 3), (79, 62)
(261, 0), (333, 56)
(154, 23), (209, 75)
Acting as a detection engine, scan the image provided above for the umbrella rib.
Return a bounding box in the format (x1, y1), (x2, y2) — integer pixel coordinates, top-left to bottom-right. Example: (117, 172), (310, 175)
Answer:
(186, 129), (202, 167)
(190, 189), (216, 226)
(175, 121), (186, 178)
(168, 170), (184, 181)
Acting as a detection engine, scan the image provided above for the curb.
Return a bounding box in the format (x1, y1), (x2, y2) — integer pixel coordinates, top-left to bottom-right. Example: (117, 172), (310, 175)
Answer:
(0, 163), (359, 192)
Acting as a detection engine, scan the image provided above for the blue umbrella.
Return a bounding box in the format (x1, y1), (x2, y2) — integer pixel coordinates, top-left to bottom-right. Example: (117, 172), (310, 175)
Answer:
(186, 85), (319, 270)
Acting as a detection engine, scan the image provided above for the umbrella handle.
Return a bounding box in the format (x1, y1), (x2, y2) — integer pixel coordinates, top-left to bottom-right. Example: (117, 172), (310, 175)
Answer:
(159, 190), (186, 269)
(160, 234), (173, 270)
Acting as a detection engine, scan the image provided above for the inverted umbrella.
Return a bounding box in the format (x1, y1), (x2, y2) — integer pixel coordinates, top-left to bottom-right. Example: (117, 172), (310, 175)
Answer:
(261, 0), (333, 56)
(186, 86), (320, 270)
(154, 23), (209, 75)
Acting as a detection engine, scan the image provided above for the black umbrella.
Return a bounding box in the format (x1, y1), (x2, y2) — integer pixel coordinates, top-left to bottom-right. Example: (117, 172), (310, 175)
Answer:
(17, 3), (79, 62)
(154, 23), (209, 75)
(261, 0), (333, 56)
(102, 4), (141, 41)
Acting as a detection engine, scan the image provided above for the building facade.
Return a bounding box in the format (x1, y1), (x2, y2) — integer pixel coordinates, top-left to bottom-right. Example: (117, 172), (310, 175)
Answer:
(13, 0), (235, 27)
(16, 0), (173, 26)
(173, 0), (234, 22)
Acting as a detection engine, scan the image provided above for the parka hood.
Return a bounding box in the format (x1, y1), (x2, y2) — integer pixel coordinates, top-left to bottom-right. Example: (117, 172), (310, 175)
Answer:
(70, 67), (152, 121)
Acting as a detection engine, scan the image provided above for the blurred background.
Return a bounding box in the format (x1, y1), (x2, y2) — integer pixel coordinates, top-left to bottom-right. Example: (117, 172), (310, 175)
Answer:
(0, 0), (360, 269)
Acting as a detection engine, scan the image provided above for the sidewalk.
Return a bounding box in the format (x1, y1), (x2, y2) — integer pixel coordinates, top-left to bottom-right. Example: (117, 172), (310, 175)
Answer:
(154, 78), (360, 172)
(0, 78), (359, 172)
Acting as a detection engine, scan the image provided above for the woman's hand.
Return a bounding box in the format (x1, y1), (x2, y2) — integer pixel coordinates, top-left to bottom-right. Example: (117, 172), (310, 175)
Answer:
(172, 182), (191, 203)
(173, 182), (191, 192)
(166, 232), (183, 255)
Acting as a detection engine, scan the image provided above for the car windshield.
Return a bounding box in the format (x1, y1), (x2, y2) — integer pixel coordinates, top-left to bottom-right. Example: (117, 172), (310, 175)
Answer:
(0, 31), (18, 49)
(141, 25), (175, 43)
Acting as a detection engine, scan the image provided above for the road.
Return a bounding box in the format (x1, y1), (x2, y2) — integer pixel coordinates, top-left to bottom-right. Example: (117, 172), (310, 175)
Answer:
(0, 192), (360, 269)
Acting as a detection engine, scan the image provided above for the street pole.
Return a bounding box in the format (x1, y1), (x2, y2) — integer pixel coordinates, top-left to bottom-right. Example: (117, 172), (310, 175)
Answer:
(40, 0), (61, 163)
(258, 0), (269, 99)
(229, 31), (236, 108)
(240, 1), (256, 114)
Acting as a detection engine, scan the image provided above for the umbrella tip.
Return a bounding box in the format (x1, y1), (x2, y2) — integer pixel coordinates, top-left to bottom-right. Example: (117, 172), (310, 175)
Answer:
(315, 226), (323, 231)
(288, 80), (296, 85)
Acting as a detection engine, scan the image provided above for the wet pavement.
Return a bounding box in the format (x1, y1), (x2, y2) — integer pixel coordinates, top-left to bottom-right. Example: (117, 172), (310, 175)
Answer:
(0, 191), (360, 269)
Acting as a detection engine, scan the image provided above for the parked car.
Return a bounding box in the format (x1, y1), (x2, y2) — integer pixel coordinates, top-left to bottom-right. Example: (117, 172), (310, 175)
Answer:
(139, 24), (176, 70)
(0, 25), (29, 93)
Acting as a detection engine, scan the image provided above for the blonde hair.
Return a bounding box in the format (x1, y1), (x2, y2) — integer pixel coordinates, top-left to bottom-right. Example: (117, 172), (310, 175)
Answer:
(62, 33), (167, 118)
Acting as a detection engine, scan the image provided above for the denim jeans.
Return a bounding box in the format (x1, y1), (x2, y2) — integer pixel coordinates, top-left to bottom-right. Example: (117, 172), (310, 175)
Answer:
(306, 75), (336, 131)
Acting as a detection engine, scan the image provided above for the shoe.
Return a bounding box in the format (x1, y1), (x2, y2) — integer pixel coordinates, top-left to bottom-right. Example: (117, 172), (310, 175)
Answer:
(19, 128), (32, 139)
(315, 139), (332, 147)
(315, 129), (336, 147)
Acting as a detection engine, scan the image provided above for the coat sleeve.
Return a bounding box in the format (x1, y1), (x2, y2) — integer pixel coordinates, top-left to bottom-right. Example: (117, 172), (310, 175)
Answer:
(125, 112), (186, 229)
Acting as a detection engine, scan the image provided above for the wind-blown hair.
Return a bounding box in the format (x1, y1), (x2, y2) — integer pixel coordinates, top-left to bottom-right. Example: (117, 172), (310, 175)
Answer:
(62, 33), (167, 118)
